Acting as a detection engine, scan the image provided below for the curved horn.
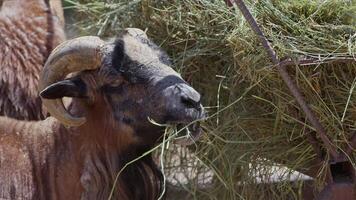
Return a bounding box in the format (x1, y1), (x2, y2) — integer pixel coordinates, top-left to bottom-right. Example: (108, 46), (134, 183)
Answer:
(39, 36), (105, 127)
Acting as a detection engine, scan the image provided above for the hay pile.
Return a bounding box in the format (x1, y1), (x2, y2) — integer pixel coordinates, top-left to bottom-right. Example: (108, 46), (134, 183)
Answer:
(65, 0), (355, 199)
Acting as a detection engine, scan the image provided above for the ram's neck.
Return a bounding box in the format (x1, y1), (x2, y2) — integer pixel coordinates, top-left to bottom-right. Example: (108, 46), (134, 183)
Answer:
(75, 140), (163, 200)
(63, 122), (162, 199)
(54, 98), (163, 199)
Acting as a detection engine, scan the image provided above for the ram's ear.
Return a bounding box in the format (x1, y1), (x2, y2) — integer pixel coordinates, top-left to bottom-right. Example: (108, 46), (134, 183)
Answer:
(40, 78), (87, 99)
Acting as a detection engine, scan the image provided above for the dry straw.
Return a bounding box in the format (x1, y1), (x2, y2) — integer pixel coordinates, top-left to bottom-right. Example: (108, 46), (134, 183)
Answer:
(65, 0), (355, 199)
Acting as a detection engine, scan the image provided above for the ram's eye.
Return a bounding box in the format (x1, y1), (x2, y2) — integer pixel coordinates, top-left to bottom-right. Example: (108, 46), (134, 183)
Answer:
(102, 80), (124, 94)
(111, 80), (122, 87)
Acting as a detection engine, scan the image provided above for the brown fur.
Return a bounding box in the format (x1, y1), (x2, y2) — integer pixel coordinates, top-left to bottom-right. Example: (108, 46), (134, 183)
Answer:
(0, 0), (65, 120)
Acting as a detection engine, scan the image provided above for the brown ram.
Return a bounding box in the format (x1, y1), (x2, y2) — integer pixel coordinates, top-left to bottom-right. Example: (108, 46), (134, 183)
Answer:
(0, 0), (65, 120)
(0, 28), (205, 200)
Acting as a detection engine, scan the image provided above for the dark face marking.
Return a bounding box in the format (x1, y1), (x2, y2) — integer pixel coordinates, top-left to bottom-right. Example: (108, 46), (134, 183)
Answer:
(112, 39), (125, 71)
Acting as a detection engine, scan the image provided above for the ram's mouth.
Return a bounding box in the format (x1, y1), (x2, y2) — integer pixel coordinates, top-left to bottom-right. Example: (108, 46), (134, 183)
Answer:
(173, 121), (203, 146)
(163, 106), (206, 145)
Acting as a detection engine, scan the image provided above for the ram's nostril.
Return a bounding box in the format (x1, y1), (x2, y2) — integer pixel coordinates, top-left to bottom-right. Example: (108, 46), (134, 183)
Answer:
(176, 84), (201, 109)
(181, 95), (200, 109)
